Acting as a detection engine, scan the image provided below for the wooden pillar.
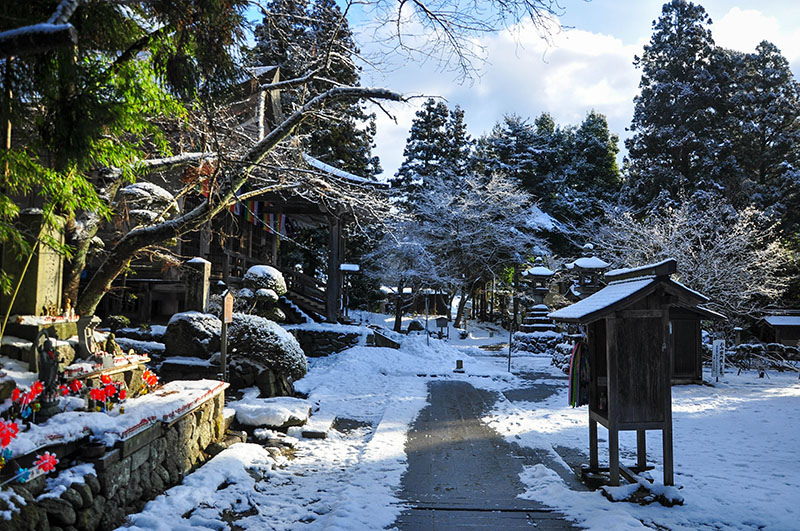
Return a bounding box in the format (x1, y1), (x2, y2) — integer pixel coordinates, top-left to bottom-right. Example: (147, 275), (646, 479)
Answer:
(608, 427), (620, 486)
(663, 310), (675, 485)
(326, 216), (341, 322)
(589, 416), (598, 470)
(637, 430), (647, 470)
(606, 316), (619, 486)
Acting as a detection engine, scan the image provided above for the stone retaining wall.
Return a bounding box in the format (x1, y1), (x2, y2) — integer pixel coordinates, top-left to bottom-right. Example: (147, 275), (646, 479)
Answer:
(0, 393), (227, 531)
(289, 329), (360, 358)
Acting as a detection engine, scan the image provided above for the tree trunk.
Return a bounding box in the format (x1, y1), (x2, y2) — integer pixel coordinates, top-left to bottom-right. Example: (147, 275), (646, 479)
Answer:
(393, 280), (404, 333)
(453, 287), (470, 329)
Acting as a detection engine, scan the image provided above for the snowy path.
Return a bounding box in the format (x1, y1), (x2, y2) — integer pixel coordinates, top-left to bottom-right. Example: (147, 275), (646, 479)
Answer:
(395, 379), (578, 529)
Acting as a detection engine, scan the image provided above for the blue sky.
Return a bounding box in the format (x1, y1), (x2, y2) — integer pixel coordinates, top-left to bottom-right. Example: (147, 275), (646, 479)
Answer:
(246, 1), (800, 178)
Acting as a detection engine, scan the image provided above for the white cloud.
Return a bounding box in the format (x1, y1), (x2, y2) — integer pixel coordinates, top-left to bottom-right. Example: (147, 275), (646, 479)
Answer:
(366, 20), (644, 178)
(714, 7), (800, 67)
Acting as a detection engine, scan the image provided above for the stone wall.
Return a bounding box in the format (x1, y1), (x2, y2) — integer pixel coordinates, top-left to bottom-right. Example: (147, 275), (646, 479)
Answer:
(0, 393), (229, 531)
(289, 329), (360, 358)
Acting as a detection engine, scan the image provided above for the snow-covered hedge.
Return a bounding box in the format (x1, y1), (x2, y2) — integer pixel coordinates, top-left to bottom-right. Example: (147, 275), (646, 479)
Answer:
(228, 313), (307, 380)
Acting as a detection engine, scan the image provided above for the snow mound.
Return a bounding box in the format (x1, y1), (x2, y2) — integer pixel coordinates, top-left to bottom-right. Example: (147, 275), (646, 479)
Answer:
(230, 389), (311, 427)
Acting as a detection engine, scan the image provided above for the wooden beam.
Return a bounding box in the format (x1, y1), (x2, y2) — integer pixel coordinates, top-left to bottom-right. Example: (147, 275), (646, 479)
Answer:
(605, 258), (677, 283)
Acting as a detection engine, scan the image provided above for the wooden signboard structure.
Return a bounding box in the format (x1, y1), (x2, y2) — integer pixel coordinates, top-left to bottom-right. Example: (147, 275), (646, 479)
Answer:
(549, 259), (715, 487)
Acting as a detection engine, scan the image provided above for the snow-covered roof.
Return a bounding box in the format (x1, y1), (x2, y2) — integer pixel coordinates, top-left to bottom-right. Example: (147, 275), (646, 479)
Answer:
(549, 272), (709, 324)
(762, 315), (800, 327)
(606, 259), (675, 278)
(549, 278), (655, 322)
(302, 153), (388, 188)
(566, 256), (610, 270)
(522, 265), (554, 277)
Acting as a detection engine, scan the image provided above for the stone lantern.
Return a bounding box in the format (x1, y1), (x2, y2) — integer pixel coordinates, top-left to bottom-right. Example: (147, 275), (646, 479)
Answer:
(521, 257), (554, 305)
(563, 244), (610, 300)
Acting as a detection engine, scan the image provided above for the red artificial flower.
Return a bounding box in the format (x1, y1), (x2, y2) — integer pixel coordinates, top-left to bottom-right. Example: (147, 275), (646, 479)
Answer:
(69, 380), (83, 393)
(34, 452), (58, 473)
(11, 389), (19, 402)
(118, 389), (127, 400)
(59, 385), (69, 396)
(0, 420), (19, 447)
(89, 388), (104, 401)
(103, 384), (116, 399)
(31, 381), (43, 395)
(100, 375), (111, 385)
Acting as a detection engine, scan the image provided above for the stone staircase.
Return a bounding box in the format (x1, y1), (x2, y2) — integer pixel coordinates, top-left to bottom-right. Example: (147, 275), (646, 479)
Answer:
(519, 304), (558, 333)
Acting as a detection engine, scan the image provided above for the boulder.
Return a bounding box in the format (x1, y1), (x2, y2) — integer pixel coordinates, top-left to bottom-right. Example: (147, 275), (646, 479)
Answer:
(163, 312), (221, 359)
(228, 313), (306, 380)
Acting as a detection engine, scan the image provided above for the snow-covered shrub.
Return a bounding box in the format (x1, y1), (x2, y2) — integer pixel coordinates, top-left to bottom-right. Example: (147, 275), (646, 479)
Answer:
(240, 266), (289, 322)
(243, 265), (287, 296)
(228, 313), (307, 380)
(551, 341), (574, 374)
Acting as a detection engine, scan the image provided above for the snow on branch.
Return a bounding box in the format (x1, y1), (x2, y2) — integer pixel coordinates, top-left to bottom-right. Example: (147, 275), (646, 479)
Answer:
(0, 23), (77, 58)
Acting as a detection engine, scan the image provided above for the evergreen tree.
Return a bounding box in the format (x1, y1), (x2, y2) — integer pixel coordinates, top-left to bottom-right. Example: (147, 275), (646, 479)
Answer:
(392, 98), (472, 206)
(251, 0), (380, 177)
(625, 0), (720, 207)
(565, 111), (622, 219)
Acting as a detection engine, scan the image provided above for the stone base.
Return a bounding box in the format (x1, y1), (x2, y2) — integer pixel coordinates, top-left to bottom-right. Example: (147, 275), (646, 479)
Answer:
(0, 390), (227, 531)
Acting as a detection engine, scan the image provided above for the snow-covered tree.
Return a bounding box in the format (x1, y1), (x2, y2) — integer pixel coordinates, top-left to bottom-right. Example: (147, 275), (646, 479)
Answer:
(625, 0), (721, 208)
(591, 199), (791, 320)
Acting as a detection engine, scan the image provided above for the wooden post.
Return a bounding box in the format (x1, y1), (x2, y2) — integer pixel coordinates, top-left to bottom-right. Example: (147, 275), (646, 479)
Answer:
(326, 216), (341, 322)
(589, 416), (598, 470)
(637, 429), (647, 470)
(608, 427), (620, 486)
(220, 290), (234, 382)
(663, 311), (675, 485)
(606, 316), (619, 486)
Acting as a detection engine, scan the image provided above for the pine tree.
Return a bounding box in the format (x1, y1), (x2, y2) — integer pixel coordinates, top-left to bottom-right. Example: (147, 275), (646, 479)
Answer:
(625, 0), (721, 208)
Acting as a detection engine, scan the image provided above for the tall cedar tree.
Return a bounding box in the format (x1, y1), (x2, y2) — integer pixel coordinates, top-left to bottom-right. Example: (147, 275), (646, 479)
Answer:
(625, 0), (720, 208)
(250, 0), (380, 177)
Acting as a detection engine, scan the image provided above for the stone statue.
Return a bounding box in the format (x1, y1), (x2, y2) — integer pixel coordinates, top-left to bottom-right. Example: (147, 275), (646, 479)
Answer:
(36, 331), (59, 398)
(104, 333), (123, 356)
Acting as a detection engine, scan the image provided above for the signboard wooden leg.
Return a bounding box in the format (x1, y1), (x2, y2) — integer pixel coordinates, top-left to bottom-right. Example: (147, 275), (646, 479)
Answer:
(637, 429), (647, 470)
(589, 416), (598, 470)
(609, 428), (620, 486)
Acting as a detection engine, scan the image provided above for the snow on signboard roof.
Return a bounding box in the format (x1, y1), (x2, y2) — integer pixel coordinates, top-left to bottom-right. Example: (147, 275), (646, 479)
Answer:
(763, 315), (800, 327)
(606, 258), (675, 278)
(549, 278), (655, 322)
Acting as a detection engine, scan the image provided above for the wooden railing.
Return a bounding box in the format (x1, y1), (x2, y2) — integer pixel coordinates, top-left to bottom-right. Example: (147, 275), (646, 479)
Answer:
(277, 267), (327, 314)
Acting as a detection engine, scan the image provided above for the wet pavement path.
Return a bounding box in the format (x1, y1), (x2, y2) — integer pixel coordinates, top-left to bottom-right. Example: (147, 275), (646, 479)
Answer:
(395, 379), (580, 530)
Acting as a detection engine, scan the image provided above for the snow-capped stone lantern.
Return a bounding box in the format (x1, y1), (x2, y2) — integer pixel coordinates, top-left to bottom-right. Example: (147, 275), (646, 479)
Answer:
(521, 257), (554, 305)
(563, 244), (610, 301)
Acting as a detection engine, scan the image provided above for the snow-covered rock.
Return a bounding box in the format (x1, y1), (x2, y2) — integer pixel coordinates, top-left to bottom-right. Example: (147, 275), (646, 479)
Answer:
(230, 389), (311, 428)
(163, 311), (221, 359)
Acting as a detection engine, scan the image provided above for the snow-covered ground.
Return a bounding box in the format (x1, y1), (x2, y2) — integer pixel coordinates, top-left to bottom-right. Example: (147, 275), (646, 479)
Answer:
(122, 316), (800, 530)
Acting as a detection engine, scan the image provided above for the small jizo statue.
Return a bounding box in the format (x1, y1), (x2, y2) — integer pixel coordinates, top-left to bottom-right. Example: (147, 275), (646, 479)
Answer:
(104, 333), (123, 356)
(36, 332), (60, 399)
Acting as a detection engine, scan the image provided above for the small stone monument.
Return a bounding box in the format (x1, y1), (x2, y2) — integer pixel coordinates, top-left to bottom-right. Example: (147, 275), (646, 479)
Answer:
(77, 315), (102, 359)
(185, 257), (211, 312)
